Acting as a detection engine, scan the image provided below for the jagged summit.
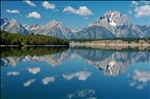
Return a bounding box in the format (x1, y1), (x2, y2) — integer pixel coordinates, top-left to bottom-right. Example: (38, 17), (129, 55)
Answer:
(10, 19), (18, 23)
(87, 10), (147, 38)
(88, 10), (132, 27)
(1, 18), (29, 34)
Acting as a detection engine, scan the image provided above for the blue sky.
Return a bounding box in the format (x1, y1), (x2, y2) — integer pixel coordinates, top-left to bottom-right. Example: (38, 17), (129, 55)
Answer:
(1, 1), (150, 29)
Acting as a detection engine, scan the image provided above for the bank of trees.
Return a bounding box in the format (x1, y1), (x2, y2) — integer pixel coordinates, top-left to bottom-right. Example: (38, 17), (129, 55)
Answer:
(1, 31), (69, 45)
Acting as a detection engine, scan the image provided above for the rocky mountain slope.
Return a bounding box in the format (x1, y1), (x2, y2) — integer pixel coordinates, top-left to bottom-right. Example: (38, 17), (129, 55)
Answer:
(74, 26), (115, 39)
(1, 18), (29, 34)
(1, 10), (149, 38)
(86, 10), (149, 38)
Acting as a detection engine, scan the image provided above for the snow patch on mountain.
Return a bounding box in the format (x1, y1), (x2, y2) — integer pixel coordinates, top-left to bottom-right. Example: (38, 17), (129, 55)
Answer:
(109, 13), (117, 26)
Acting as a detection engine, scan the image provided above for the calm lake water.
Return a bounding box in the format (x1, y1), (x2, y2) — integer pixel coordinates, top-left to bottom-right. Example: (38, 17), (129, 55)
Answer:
(1, 47), (150, 99)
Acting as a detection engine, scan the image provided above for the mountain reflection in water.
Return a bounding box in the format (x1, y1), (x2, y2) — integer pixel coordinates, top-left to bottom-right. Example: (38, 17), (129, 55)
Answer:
(1, 47), (150, 99)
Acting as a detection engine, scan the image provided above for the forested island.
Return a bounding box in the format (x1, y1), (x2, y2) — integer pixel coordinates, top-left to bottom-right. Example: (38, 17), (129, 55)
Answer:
(1, 31), (69, 46)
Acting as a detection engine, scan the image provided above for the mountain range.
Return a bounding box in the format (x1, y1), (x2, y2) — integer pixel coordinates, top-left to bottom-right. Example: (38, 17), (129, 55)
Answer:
(1, 10), (149, 39)
(1, 49), (149, 76)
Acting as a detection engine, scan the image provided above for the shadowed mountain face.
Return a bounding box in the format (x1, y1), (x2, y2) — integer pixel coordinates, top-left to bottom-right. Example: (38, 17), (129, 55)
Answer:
(74, 26), (115, 39)
(1, 48), (149, 76)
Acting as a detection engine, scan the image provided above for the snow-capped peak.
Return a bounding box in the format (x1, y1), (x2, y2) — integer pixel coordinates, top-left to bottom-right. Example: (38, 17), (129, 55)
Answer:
(109, 13), (117, 26)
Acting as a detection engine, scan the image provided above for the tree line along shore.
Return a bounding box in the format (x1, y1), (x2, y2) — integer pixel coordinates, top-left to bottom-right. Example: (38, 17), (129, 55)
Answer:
(1, 31), (69, 46)
(1, 30), (150, 46)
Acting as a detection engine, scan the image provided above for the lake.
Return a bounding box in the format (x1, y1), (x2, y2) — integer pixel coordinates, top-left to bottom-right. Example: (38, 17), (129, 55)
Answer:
(1, 47), (150, 99)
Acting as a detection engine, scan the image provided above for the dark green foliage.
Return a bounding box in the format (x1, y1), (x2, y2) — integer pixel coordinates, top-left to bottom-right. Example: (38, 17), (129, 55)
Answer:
(1, 30), (69, 45)
(1, 46), (69, 58)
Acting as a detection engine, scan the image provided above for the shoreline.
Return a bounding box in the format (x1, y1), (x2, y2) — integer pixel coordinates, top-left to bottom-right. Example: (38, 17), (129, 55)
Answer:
(1, 43), (150, 47)
(70, 43), (150, 46)
(1, 45), (69, 47)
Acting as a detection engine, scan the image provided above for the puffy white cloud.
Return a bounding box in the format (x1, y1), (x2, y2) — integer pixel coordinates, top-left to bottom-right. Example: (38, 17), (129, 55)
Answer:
(6, 9), (20, 14)
(27, 67), (40, 74)
(134, 5), (150, 18)
(7, 71), (20, 76)
(131, 1), (139, 6)
(128, 70), (150, 89)
(128, 10), (132, 14)
(42, 1), (55, 9)
(42, 76), (55, 85)
(24, 0), (36, 7)
(133, 70), (150, 83)
(63, 71), (92, 81)
(77, 89), (95, 97)
(67, 89), (96, 99)
(23, 79), (36, 87)
(27, 11), (41, 19)
(63, 6), (93, 16)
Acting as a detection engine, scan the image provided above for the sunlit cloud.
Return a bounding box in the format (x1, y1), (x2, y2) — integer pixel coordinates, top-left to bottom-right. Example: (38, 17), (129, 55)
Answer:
(67, 89), (96, 99)
(42, 76), (55, 85)
(77, 89), (95, 97)
(23, 78), (36, 87)
(42, 1), (56, 9)
(23, 0), (36, 7)
(7, 71), (20, 76)
(63, 6), (93, 16)
(27, 11), (41, 19)
(133, 70), (150, 83)
(63, 71), (92, 81)
(27, 67), (41, 74)
(128, 70), (150, 89)
(6, 9), (20, 14)
(134, 4), (150, 18)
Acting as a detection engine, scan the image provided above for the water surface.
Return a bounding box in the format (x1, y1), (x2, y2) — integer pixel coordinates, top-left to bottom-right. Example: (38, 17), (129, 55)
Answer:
(1, 47), (150, 99)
